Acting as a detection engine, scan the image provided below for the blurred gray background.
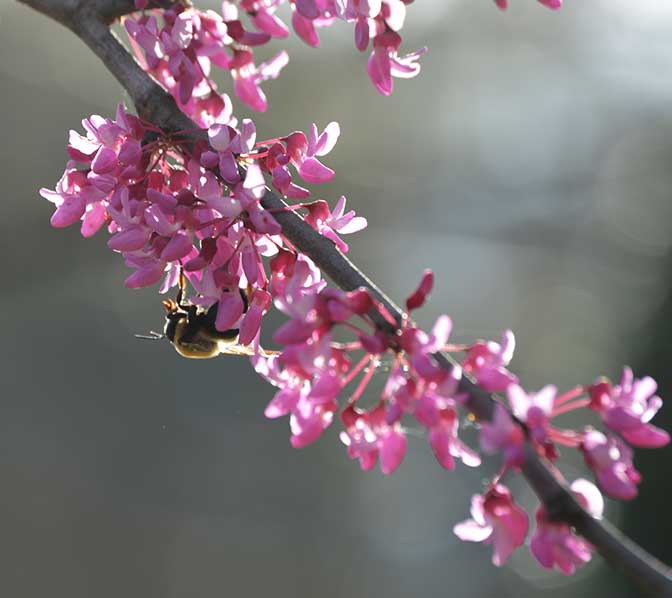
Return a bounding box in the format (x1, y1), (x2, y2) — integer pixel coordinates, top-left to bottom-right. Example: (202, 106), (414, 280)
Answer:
(2, 0), (672, 596)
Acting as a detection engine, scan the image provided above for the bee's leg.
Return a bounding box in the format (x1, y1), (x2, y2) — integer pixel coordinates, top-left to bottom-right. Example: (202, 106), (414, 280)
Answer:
(176, 267), (188, 309)
(241, 287), (249, 313)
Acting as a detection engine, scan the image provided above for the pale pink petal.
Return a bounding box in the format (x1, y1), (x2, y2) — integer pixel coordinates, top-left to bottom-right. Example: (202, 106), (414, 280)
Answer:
(50, 196), (86, 228)
(81, 202), (107, 237)
(251, 8), (289, 38)
(160, 232), (192, 261)
(367, 47), (392, 96)
(298, 157), (335, 184)
(311, 122), (340, 157)
(91, 147), (117, 174)
(265, 388), (300, 419)
(621, 424), (670, 448)
(571, 478), (604, 519)
(379, 428), (406, 474)
(125, 261), (166, 288)
(292, 10), (320, 47)
(453, 519), (493, 543)
(507, 384), (530, 420)
(108, 227), (150, 251)
(215, 291), (245, 331)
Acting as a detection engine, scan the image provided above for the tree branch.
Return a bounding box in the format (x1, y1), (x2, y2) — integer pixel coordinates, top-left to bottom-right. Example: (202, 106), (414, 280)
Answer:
(16, 0), (672, 594)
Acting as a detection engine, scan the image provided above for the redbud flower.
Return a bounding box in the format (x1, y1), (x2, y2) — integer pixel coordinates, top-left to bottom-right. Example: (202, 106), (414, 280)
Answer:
(463, 330), (518, 392)
(454, 484), (529, 566)
(367, 31), (426, 96)
(479, 403), (525, 467)
(41, 106), (146, 237)
(415, 398), (481, 470)
(340, 404), (407, 474)
(530, 478), (603, 575)
(298, 122), (340, 184)
(580, 430), (641, 500)
(304, 196), (367, 253)
(507, 384), (556, 447)
(589, 368), (670, 449)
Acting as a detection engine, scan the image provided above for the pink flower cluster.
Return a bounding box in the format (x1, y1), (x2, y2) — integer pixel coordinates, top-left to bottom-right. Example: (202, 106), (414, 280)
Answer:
(126, 0), (425, 112)
(450, 363), (669, 571)
(454, 478), (603, 574)
(254, 268), (482, 474)
(251, 258), (668, 574)
(41, 105), (364, 342)
(126, 1), (289, 121)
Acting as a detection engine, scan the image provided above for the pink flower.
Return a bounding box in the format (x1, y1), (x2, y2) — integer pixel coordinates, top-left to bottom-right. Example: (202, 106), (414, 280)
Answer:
(125, 4), (288, 118)
(530, 479), (603, 575)
(340, 404), (407, 474)
(239, 289), (272, 345)
(289, 387), (339, 448)
(254, 344), (344, 448)
(589, 368), (670, 448)
(454, 484), (529, 566)
(298, 122), (340, 184)
(463, 330), (518, 392)
(479, 403), (525, 467)
(244, 1), (290, 38)
(231, 49), (289, 112)
(304, 196), (367, 252)
(415, 399), (481, 470)
(580, 429), (641, 500)
(507, 384), (556, 448)
(367, 31), (426, 96)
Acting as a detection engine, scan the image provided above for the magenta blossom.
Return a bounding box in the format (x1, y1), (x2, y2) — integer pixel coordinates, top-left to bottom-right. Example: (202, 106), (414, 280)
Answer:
(304, 196), (367, 253)
(479, 403), (525, 468)
(454, 484), (529, 566)
(462, 330), (518, 392)
(580, 429), (641, 500)
(367, 31), (426, 96)
(589, 367), (670, 449)
(530, 478), (603, 575)
(415, 398), (481, 470)
(340, 404), (407, 474)
(507, 384), (556, 449)
(298, 121), (341, 184)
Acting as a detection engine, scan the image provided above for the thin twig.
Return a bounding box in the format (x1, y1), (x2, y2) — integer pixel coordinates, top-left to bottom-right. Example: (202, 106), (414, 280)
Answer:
(15, 0), (672, 594)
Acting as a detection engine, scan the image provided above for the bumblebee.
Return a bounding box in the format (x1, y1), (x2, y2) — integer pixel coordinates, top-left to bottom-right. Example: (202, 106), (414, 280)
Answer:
(164, 300), (244, 360)
(137, 270), (248, 358)
(137, 271), (277, 358)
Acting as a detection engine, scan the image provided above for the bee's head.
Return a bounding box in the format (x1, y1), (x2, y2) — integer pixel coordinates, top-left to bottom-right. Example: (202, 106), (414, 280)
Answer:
(162, 299), (185, 343)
